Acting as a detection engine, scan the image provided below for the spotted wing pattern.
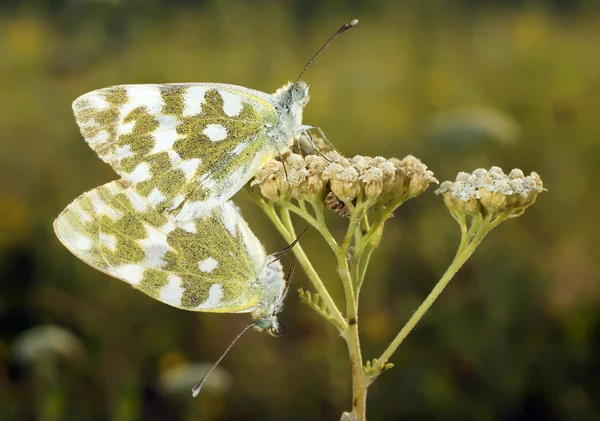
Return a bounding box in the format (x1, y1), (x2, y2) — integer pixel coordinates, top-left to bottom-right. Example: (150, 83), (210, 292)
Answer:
(72, 84), (280, 221)
(54, 181), (268, 313)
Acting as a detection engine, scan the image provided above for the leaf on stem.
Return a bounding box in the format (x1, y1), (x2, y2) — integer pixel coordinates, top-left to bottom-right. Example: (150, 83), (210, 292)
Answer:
(298, 288), (336, 323)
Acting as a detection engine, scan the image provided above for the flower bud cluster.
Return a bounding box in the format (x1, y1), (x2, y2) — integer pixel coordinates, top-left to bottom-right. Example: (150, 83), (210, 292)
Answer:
(435, 167), (544, 217)
(252, 149), (437, 214)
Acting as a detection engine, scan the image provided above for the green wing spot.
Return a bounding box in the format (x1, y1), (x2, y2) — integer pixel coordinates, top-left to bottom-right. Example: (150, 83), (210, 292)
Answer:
(183, 184), (210, 203)
(160, 211), (257, 310)
(160, 86), (186, 116)
(104, 87), (128, 107)
(75, 87), (128, 158)
(180, 286), (209, 308)
(118, 107), (160, 159)
(174, 90), (263, 176)
(139, 269), (170, 300)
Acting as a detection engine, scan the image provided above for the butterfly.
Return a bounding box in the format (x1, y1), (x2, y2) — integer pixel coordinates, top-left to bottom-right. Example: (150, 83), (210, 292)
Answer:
(53, 180), (294, 334)
(71, 20), (357, 223)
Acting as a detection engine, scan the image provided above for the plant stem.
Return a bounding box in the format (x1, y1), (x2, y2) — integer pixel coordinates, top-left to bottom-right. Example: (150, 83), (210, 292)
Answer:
(283, 201), (340, 254)
(335, 206), (369, 420)
(368, 215), (494, 382)
(258, 201), (347, 330)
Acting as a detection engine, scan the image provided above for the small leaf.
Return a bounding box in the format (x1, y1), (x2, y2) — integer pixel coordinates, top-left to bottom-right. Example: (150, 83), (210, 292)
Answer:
(312, 293), (320, 305)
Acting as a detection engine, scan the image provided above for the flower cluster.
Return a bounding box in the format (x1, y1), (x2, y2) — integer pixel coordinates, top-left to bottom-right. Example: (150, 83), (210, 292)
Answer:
(435, 167), (545, 218)
(251, 147), (437, 214)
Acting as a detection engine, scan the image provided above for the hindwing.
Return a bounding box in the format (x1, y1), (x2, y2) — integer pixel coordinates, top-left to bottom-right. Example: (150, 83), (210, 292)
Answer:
(54, 181), (268, 313)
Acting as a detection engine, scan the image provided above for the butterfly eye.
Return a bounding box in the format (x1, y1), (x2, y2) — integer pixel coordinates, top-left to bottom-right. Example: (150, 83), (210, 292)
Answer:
(268, 322), (286, 337)
(292, 85), (305, 101)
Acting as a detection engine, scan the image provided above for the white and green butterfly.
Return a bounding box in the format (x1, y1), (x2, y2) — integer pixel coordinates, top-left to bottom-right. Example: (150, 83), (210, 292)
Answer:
(71, 20), (357, 222)
(53, 180), (292, 333)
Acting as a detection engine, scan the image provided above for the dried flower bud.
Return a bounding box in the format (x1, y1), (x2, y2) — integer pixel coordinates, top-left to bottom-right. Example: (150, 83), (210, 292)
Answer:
(285, 154), (309, 200)
(324, 151), (350, 166)
(396, 155), (438, 198)
(330, 167), (360, 202)
(435, 166), (545, 219)
(251, 160), (290, 201)
(350, 155), (371, 173)
(253, 151), (436, 214)
(305, 155), (328, 198)
(361, 167), (384, 199)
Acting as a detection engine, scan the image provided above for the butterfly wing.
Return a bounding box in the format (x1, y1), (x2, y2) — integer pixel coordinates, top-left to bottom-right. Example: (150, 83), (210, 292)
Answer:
(72, 83), (280, 220)
(54, 180), (268, 313)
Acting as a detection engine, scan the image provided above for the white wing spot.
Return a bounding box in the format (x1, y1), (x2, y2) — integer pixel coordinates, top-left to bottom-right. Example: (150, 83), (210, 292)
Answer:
(147, 188), (167, 206)
(88, 130), (109, 146)
(90, 192), (107, 215)
(124, 189), (148, 212)
(161, 219), (177, 234)
(113, 264), (145, 285)
(106, 182), (122, 195)
(167, 150), (182, 166)
(140, 224), (171, 268)
(128, 162), (152, 183)
(70, 233), (93, 251)
(179, 158), (202, 180)
(183, 86), (208, 116)
(73, 203), (92, 222)
(198, 257), (219, 273)
(203, 124), (228, 142)
(117, 120), (135, 136)
(99, 233), (117, 251)
(160, 274), (185, 307)
(195, 284), (224, 310)
(76, 93), (109, 111)
(179, 219), (197, 233)
(220, 91), (243, 117)
(115, 144), (134, 160)
(125, 86), (164, 114)
(151, 115), (181, 152)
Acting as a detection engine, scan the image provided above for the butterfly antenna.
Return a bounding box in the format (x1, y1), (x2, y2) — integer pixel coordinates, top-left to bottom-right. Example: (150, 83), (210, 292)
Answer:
(281, 259), (299, 303)
(269, 226), (309, 264)
(297, 18), (358, 83)
(191, 322), (256, 398)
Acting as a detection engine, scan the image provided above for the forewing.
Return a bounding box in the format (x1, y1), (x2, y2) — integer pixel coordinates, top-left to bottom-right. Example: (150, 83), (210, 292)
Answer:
(72, 84), (280, 219)
(54, 181), (268, 313)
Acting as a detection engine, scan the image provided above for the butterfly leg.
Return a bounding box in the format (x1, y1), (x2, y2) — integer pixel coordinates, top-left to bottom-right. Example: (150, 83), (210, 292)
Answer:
(302, 125), (341, 155)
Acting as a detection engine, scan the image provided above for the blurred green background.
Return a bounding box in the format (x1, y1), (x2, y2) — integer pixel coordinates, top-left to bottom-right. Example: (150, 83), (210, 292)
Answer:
(1, 0), (599, 420)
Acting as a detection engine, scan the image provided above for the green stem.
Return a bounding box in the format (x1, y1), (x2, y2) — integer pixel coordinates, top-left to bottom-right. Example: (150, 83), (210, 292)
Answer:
(337, 251), (367, 420)
(259, 201), (347, 331)
(334, 205), (369, 420)
(354, 228), (381, 299)
(282, 201), (340, 254)
(368, 214), (495, 383)
(354, 201), (398, 259)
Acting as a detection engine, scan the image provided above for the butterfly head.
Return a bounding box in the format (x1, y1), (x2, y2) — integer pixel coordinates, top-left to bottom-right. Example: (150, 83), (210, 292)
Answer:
(273, 81), (310, 109)
(291, 81), (310, 104)
(255, 315), (285, 337)
(271, 81), (311, 143)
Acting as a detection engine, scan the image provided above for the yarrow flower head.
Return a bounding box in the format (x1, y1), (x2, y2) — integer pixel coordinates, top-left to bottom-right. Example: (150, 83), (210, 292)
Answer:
(251, 140), (438, 216)
(435, 166), (545, 219)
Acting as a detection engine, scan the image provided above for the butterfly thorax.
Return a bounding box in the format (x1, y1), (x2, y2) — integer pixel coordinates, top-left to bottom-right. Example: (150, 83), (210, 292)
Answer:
(251, 259), (285, 325)
(268, 81), (310, 146)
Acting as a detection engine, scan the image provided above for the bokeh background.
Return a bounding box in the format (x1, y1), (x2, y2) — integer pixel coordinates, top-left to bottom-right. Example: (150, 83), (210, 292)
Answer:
(1, 0), (599, 420)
